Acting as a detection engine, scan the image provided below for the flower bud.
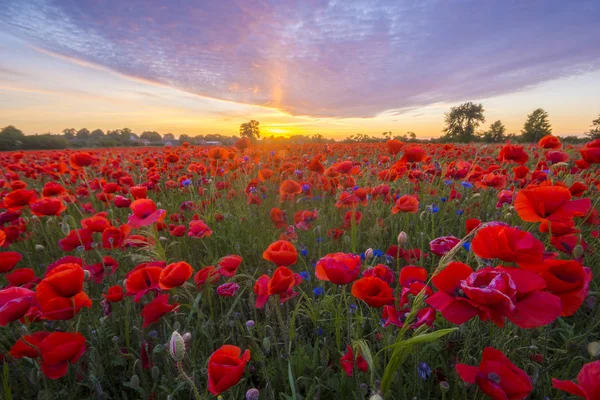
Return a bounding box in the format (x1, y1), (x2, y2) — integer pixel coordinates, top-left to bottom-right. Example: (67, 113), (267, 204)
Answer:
(183, 332), (192, 345)
(397, 231), (408, 246)
(159, 236), (168, 242)
(245, 388), (260, 400)
(369, 395), (383, 400)
(572, 244), (584, 259)
(364, 248), (374, 260)
(151, 365), (160, 379)
(471, 193), (481, 199)
(130, 375), (140, 388)
(83, 270), (91, 281)
(169, 331), (186, 362)
(246, 320), (255, 330)
(35, 244), (45, 252)
(588, 341), (600, 357)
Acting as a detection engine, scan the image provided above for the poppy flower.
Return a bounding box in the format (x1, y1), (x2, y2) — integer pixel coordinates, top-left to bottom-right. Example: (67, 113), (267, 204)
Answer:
(101, 224), (131, 249)
(499, 144), (529, 164)
(11, 331), (87, 379)
(569, 182), (588, 198)
(362, 264), (394, 284)
(114, 195), (132, 208)
(552, 360), (600, 399)
(188, 219), (213, 238)
(315, 252), (362, 285)
(398, 266), (432, 307)
(0, 287), (35, 326)
(0, 230), (5, 247)
(58, 229), (94, 252)
(69, 152), (94, 169)
(382, 305), (436, 329)
(81, 214), (111, 232)
(387, 139), (403, 155)
(465, 218), (481, 234)
(216, 282), (240, 297)
(6, 268), (40, 288)
(268, 266), (295, 295)
(263, 240), (298, 267)
(279, 180), (303, 202)
(30, 198), (67, 217)
(538, 134), (562, 149)
(199, 345), (248, 398)
(392, 195), (419, 214)
(35, 263), (92, 320)
(579, 139), (600, 164)
(42, 182), (66, 197)
(102, 285), (124, 303)
(546, 150), (569, 164)
(3, 189), (37, 211)
(340, 345), (369, 376)
(141, 294), (179, 328)
(293, 209), (319, 230)
(536, 259), (592, 316)
(456, 347), (532, 400)
(401, 145), (427, 163)
(217, 255), (243, 278)
(351, 276), (394, 308)
(253, 274), (270, 309)
(0, 251), (22, 273)
(130, 186), (148, 200)
(471, 225), (545, 266)
(194, 266), (221, 290)
(128, 199), (166, 228)
(270, 208), (288, 229)
(514, 182), (591, 227)
(159, 261), (194, 290)
(125, 264), (163, 302)
(429, 236), (460, 256)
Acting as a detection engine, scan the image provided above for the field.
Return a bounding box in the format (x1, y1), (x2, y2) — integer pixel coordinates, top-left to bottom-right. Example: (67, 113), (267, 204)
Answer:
(1, 138), (599, 400)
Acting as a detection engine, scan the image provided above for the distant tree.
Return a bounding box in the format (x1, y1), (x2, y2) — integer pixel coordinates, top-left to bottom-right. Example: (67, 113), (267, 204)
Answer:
(587, 114), (600, 140)
(179, 134), (192, 143)
(381, 131), (393, 140)
(76, 128), (91, 139)
(163, 133), (175, 141)
(239, 120), (260, 141)
(480, 120), (507, 143)
(107, 129), (121, 137)
(442, 102), (485, 142)
(91, 129), (105, 139)
(406, 132), (417, 142)
(63, 128), (76, 140)
(120, 128), (133, 141)
(0, 125), (25, 140)
(140, 131), (162, 142)
(520, 108), (551, 143)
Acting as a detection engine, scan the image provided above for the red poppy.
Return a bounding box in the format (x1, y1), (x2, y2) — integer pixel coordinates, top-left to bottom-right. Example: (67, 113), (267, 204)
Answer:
(340, 345), (369, 376)
(401, 145), (427, 163)
(6, 268), (40, 288)
(130, 186), (148, 200)
(58, 229), (94, 252)
(315, 252), (362, 285)
(35, 263), (92, 320)
(125, 264), (163, 302)
(101, 224), (131, 249)
(268, 266), (296, 295)
(217, 282), (240, 297)
(216, 255), (243, 277)
(69, 152), (95, 169)
(538, 134), (562, 149)
(552, 360), (600, 399)
(456, 347), (532, 400)
(351, 276), (394, 308)
(279, 180), (303, 202)
(42, 182), (66, 197)
(253, 274), (270, 309)
(102, 285), (124, 303)
(382, 305), (435, 329)
(141, 294), (179, 328)
(391, 195), (419, 214)
(11, 331), (87, 379)
(207, 345), (251, 395)
(387, 139), (403, 155)
(579, 139), (600, 164)
(3, 189), (37, 211)
(471, 225), (545, 266)
(159, 261), (194, 290)
(128, 199), (166, 228)
(429, 236), (460, 256)
(0, 251), (22, 273)
(263, 240), (298, 267)
(30, 198), (67, 217)
(569, 182), (588, 198)
(194, 266), (221, 290)
(498, 144), (529, 164)
(294, 209), (319, 230)
(188, 219), (213, 238)
(398, 266), (432, 307)
(465, 218), (481, 234)
(536, 259), (592, 316)
(362, 264), (394, 284)
(0, 287), (35, 326)
(114, 195), (132, 208)
(81, 214), (111, 232)
(270, 207), (287, 228)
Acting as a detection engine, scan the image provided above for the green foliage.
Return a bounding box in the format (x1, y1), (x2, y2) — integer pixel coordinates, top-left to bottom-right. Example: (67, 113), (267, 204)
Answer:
(240, 120), (261, 141)
(480, 120), (507, 143)
(520, 108), (552, 143)
(587, 113), (600, 140)
(441, 102), (485, 142)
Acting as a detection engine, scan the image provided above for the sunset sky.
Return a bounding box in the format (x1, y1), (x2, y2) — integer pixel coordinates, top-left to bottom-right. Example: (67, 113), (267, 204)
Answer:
(1, 0), (599, 139)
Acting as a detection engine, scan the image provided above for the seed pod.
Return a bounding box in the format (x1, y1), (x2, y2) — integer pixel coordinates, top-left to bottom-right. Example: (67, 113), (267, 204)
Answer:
(168, 331), (186, 362)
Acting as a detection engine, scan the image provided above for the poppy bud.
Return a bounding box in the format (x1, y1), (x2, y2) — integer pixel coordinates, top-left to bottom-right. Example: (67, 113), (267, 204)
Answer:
(29, 369), (39, 385)
(572, 244), (584, 258)
(397, 231), (408, 246)
(364, 248), (374, 260)
(151, 366), (160, 379)
(130, 375), (140, 389)
(173, 321), (181, 331)
(169, 331), (186, 362)
(159, 236), (168, 242)
(440, 381), (450, 391)
(588, 341), (600, 357)
(61, 222), (71, 235)
(183, 332), (192, 345)
(369, 395), (383, 400)
(83, 270), (91, 281)
(262, 337), (271, 354)
(504, 213), (512, 219)
(35, 244), (45, 251)
(246, 388), (260, 400)
(471, 193), (481, 198)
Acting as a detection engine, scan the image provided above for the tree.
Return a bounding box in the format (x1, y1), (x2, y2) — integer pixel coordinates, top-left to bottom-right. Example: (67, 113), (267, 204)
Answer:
(239, 120), (260, 141)
(76, 128), (91, 139)
(163, 133), (175, 141)
(179, 134), (192, 143)
(521, 108), (551, 143)
(63, 128), (76, 140)
(480, 120), (506, 143)
(587, 114), (600, 140)
(0, 125), (25, 140)
(381, 131), (393, 140)
(442, 102), (485, 142)
(91, 129), (105, 138)
(140, 131), (162, 142)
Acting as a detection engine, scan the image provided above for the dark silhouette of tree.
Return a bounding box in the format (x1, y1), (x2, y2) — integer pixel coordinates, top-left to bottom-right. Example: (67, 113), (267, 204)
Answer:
(587, 114), (600, 140)
(179, 134), (192, 143)
(63, 128), (76, 140)
(0, 125), (25, 140)
(521, 108), (551, 143)
(239, 120), (260, 141)
(163, 133), (175, 141)
(76, 128), (91, 139)
(480, 120), (506, 143)
(442, 102), (485, 142)
(140, 131), (162, 142)
(91, 129), (105, 138)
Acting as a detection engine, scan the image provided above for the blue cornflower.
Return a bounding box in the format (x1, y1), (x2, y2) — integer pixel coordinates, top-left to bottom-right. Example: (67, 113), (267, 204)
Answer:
(316, 237), (323, 243)
(353, 186), (359, 191)
(349, 304), (358, 314)
(181, 178), (192, 187)
(302, 184), (311, 192)
(300, 247), (309, 257)
(316, 326), (324, 336)
(443, 179), (453, 186)
(417, 362), (432, 380)
(299, 271), (310, 280)
(456, 209), (464, 216)
(461, 181), (473, 189)
(313, 287), (324, 296)
(243, 156), (249, 161)
(428, 205), (439, 213)
(441, 197), (447, 203)
(463, 242), (471, 251)
(373, 249), (384, 257)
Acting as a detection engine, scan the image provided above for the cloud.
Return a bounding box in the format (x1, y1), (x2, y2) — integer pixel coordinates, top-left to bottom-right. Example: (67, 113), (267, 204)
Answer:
(0, 0), (599, 117)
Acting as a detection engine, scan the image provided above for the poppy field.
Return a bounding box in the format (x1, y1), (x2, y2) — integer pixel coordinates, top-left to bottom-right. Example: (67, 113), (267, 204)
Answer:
(1, 137), (600, 400)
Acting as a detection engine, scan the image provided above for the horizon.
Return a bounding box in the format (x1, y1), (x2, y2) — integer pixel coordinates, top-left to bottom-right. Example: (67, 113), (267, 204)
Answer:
(1, 1), (600, 139)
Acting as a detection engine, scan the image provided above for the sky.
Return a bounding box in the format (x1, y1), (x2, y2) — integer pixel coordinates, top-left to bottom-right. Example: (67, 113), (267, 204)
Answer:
(1, 0), (599, 139)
